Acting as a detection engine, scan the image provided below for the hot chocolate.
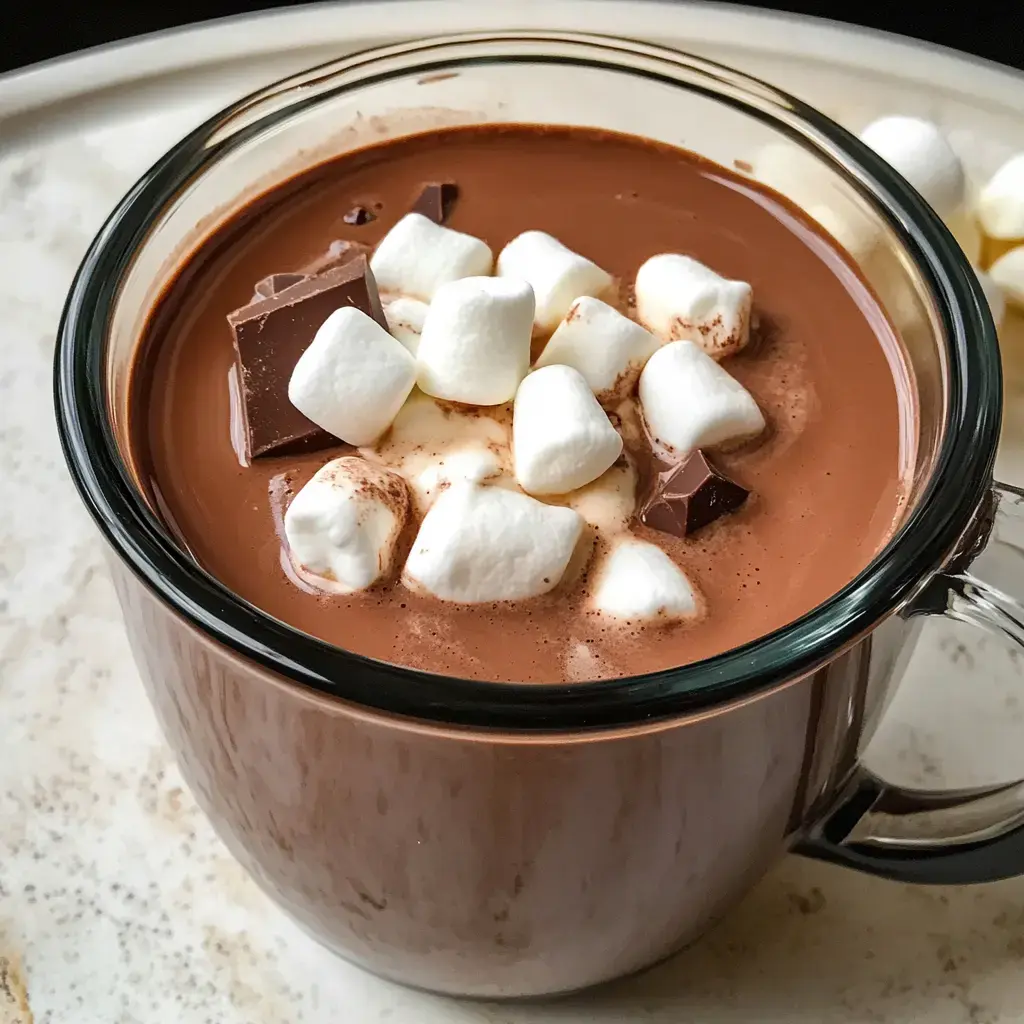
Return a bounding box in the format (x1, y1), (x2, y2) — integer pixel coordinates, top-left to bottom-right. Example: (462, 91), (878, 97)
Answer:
(128, 125), (911, 682)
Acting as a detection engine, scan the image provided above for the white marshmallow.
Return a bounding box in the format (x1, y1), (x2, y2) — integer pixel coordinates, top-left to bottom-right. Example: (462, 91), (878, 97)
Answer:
(383, 296), (429, 354)
(977, 154), (1024, 240)
(513, 365), (624, 496)
(974, 265), (1006, 327)
(639, 340), (765, 457)
(496, 231), (613, 332)
(988, 247), (1024, 311)
(416, 276), (534, 405)
(859, 116), (965, 219)
(370, 213), (493, 300)
(284, 457), (409, 594)
(288, 307), (416, 446)
(403, 483), (584, 603)
(635, 254), (752, 358)
(590, 538), (698, 622)
(534, 296), (660, 403)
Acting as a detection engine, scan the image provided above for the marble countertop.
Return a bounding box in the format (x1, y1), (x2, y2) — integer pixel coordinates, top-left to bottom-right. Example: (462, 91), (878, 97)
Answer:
(5, 16), (1024, 1022)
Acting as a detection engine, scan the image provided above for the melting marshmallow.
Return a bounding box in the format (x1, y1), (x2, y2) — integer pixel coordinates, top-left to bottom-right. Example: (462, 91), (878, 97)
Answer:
(403, 482), (584, 603)
(859, 116), (965, 219)
(590, 538), (698, 621)
(384, 296), (429, 354)
(288, 307), (416, 446)
(362, 391), (511, 512)
(988, 247), (1024, 311)
(370, 213), (493, 300)
(496, 231), (613, 332)
(635, 254), (752, 358)
(534, 296), (660, 403)
(639, 340), (765, 456)
(513, 365), (624, 496)
(566, 458), (637, 538)
(977, 154), (1024, 240)
(417, 276), (535, 404)
(414, 447), (504, 508)
(284, 457), (409, 594)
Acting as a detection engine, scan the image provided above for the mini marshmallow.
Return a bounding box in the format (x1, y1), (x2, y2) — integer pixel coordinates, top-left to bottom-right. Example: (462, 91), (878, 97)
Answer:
(370, 213), (493, 301)
(977, 154), (1024, 240)
(859, 116), (965, 219)
(534, 296), (660, 403)
(417, 276), (535, 405)
(496, 231), (613, 332)
(513, 365), (624, 496)
(639, 340), (765, 456)
(988, 247), (1024, 311)
(288, 306), (416, 446)
(590, 538), (698, 622)
(284, 457), (409, 594)
(635, 254), (752, 358)
(384, 296), (429, 354)
(974, 265), (1006, 327)
(403, 482), (584, 603)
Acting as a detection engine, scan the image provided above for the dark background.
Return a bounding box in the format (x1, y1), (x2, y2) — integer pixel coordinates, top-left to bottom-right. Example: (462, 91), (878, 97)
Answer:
(2, 0), (1024, 74)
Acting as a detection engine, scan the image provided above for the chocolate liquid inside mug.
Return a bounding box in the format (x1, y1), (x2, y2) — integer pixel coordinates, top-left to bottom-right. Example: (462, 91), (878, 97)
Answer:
(55, 33), (1024, 998)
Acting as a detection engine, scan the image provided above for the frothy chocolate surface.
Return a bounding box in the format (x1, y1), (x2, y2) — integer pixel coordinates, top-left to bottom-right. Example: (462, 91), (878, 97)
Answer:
(129, 126), (910, 683)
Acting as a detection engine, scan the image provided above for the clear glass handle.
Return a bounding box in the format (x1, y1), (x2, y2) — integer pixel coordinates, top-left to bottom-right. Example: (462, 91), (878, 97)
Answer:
(797, 482), (1024, 883)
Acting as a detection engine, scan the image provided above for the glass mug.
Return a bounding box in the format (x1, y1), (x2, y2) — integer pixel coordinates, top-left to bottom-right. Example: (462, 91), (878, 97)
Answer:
(55, 33), (1024, 999)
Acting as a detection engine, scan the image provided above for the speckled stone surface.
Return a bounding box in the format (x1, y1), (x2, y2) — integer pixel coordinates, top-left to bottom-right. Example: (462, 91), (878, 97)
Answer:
(5, 34), (1024, 1024)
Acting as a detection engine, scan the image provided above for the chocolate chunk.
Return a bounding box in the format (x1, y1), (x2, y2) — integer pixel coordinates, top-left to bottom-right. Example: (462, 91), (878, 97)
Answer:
(411, 182), (459, 224)
(302, 239), (372, 276)
(253, 273), (307, 300)
(343, 205), (376, 225)
(228, 256), (387, 460)
(639, 449), (749, 537)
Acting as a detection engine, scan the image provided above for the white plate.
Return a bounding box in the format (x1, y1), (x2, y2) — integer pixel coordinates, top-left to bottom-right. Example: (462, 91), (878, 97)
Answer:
(3, 4), (1024, 1022)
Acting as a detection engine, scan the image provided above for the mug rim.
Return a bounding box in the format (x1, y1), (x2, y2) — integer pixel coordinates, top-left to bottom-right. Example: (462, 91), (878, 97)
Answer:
(54, 30), (1001, 731)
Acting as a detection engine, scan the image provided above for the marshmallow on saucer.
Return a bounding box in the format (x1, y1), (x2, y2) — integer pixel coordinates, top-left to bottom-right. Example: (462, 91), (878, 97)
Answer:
(755, 143), (881, 263)
(384, 296), (429, 354)
(496, 231), (613, 332)
(371, 213), (493, 301)
(974, 265), (1007, 327)
(284, 457), (409, 594)
(417, 276), (535, 405)
(288, 306), (416, 446)
(534, 296), (660, 403)
(977, 154), (1024, 241)
(403, 482), (584, 603)
(635, 254), (752, 358)
(639, 340), (765, 456)
(859, 116), (965, 220)
(590, 538), (698, 622)
(988, 247), (1024, 311)
(513, 365), (624, 496)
